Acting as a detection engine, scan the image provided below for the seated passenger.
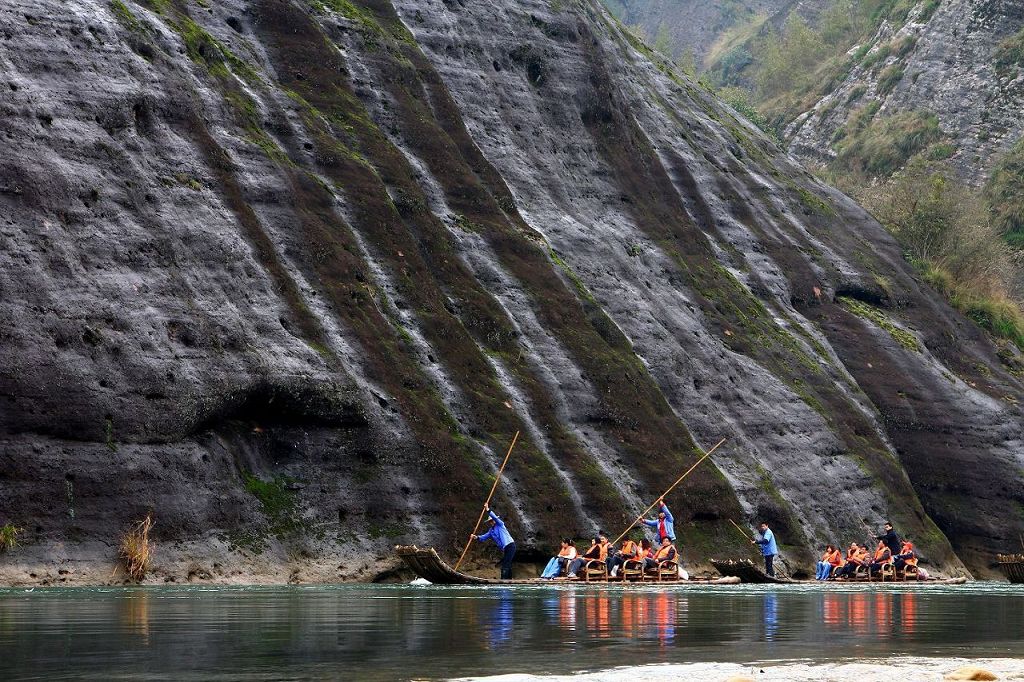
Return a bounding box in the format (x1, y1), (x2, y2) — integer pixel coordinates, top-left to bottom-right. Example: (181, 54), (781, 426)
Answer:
(835, 543), (865, 579)
(607, 536), (641, 577)
(541, 538), (577, 579)
(893, 540), (917, 571)
(568, 533), (609, 578)
(644, 536), (676, 572)
(826, 544), (845, 579)
(868, 540), (892, 576)
(815, 544), (837, 581)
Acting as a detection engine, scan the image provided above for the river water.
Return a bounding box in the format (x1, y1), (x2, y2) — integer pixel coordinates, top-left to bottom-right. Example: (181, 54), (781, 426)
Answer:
(2, 583), (1023, 681)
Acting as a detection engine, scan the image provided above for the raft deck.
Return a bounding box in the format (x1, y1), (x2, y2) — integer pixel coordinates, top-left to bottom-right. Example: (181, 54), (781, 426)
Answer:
(395, 545), (737, 586)
(997, 554), (1024, 584)
(711, 558), (969, 585)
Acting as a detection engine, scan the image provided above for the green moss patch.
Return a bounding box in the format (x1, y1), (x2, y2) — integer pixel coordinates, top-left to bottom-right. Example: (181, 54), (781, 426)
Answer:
(243, 473), (304, 537)
(838, 296), (921, 351)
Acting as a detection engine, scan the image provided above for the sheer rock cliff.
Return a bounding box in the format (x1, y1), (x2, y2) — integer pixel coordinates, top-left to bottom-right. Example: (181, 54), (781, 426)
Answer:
(1, 0), (1021, 585)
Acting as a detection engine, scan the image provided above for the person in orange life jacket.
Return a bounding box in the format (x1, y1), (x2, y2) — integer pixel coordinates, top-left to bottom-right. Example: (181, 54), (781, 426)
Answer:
(643, 536), (676, 571)
(893, 540), (917, 570)
(639, 498), (675, 542)
(835, 543), (867, 579)
(825, 545), (845, 580)
(567, 533), (609, 578)
(815, 544), (839, 580)
(541, 538), (577, 579)
(752, 521), (778, 577)
(471, 503), (516, 579)
(867, 540), (892, 576)
(607, 535), (642, 577)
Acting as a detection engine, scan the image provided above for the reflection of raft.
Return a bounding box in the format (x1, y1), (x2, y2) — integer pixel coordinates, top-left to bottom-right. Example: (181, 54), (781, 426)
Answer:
(997, 554), (1024, 583)
(711, 558), (969, 585)
(710, 559), (795, 584)
(394, 546), (739, 586)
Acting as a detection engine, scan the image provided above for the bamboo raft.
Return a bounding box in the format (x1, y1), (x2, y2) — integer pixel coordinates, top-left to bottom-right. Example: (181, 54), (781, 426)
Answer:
(711, 558), (968, 585)
(997, 554), (1024, 584)
(710, 559), (795, 584)
(396, 546), (969, 586)
(395, 545), (739, 585)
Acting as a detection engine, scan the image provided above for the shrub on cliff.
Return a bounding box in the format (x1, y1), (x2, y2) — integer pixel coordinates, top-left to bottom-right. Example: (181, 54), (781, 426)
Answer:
(836, 110), (942, 178)
(0, 523), (22, 552)
(986, 136), (1024, 247)
(859, 161), (1024, 350)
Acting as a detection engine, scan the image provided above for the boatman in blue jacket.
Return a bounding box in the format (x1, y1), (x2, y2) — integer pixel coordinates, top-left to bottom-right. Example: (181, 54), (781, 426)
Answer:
(752, 521), (779, 577)
(639, 498), (675, 544)
(471, 503), (517, 579)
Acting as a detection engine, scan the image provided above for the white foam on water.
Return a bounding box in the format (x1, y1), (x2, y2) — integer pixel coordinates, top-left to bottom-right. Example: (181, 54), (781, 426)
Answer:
(451, 657), (1024, 682)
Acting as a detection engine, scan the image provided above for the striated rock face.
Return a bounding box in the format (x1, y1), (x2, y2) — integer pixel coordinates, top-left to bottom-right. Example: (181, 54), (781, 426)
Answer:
(0, 0), (1021, 585)
(787, 0), (1024, 184)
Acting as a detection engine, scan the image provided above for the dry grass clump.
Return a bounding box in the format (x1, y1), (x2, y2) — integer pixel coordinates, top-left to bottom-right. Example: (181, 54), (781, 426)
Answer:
(119, 514), (153, 582)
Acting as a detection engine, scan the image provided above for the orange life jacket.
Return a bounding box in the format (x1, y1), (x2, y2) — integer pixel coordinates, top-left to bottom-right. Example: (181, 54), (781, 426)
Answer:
(558, 546), (577, 559)
(619, 540), (639, 560)
(654, 544), (676, 562)
(827, 549), (844, 567)
(900, 542), (917, 566)
(873, 545), (891, 563)
(597, 542), (610, 562)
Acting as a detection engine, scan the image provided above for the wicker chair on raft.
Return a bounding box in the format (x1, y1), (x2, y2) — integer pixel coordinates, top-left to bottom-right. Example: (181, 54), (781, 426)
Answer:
(836, 561), (919, 581)
(572, 557), (679, 582)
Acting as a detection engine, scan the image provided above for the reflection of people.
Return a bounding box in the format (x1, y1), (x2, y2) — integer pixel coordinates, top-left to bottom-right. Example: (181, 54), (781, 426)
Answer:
(763, 593), (778, 642)
(639, 498), (675, 543)
(752, 522), (778, 577)
(471, 504), (517, 579)
(485, 589), (514, 649)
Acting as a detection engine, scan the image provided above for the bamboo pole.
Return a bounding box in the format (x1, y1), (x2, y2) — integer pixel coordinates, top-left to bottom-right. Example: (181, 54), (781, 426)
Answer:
(611, 437), (726, 546)
(729, 518), (752, 541)
(454, 431), (520, 572)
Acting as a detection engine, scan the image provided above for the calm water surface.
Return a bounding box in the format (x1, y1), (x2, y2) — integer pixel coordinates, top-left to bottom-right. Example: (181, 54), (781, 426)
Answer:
(2, 582), (1023, 680)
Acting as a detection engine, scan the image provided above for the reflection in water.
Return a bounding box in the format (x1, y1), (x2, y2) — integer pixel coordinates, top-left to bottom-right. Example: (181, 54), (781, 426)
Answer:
(119, 590), (150, 644)
(1, 585), (1023, 681)
(653, 592), (675, 647)
(763, 593), (778, 642)
(900, 592), (917, 635)
(485, 590), (514, 649)
(821, 591), (918, 638)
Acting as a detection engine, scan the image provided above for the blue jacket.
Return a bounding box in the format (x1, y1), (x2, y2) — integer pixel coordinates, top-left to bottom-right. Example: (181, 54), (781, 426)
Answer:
(642, 503), (675, 541)
(476, 511), (514, 550)
(756, 528), (778, 556)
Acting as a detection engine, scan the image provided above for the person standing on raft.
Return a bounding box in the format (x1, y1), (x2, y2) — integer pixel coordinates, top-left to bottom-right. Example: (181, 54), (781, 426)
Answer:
(639, 498), (675, 543)
(752, 521), (779, 577)
(471, 503), (517, 579)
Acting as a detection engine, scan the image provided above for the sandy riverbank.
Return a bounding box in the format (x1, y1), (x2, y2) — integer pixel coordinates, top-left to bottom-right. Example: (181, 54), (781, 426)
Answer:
(459, 659), (1024, 681)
